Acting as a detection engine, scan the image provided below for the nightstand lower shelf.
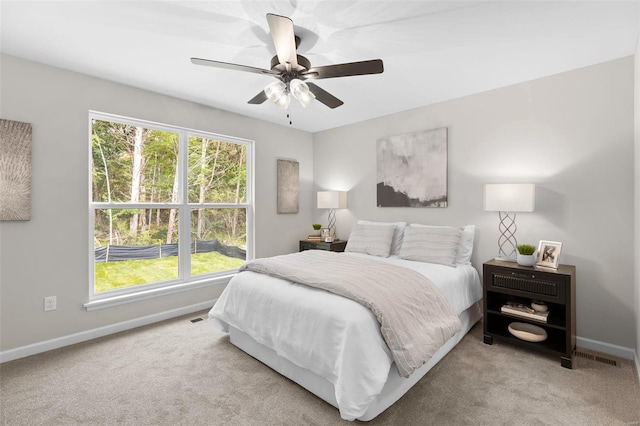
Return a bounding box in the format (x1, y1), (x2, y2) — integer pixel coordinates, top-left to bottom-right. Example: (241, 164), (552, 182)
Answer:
(484, 312), (567, 354)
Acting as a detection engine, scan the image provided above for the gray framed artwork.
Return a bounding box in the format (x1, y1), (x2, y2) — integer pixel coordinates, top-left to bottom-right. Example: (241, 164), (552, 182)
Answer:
(1, 119), (32, 220)
(277, 159), (299, 214)
(377, 127), (448, 208)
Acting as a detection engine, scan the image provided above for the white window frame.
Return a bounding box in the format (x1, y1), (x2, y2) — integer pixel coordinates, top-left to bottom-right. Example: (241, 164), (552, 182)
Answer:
(85, 111), (254, 310)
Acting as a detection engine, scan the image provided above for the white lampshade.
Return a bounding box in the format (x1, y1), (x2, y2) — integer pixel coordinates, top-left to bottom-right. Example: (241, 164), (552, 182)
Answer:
(317, 191), (348, 209)
(484, 184), (535, 212)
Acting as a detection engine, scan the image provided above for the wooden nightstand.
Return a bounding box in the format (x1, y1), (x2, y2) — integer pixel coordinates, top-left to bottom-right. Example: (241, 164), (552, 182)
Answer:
(299, 239), (347, 252)
(483, 259), (576, 368)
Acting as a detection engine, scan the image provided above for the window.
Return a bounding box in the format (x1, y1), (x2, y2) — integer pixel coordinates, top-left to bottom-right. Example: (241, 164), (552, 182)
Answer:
(89, 112), (252, 302)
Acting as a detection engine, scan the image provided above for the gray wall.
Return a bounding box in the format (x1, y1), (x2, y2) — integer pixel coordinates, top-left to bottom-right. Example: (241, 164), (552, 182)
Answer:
(313, 57), (636, 349)
(0, 55), (313, 352)
(635, 33), (640, 365)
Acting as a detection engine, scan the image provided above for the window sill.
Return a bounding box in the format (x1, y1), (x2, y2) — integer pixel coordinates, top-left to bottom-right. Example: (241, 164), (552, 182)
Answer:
(84, 274), (235, 311)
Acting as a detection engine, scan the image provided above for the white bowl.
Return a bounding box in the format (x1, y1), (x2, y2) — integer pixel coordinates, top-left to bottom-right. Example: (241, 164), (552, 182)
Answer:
(508, 322), (548, 342)
(531, 301), (548, 312)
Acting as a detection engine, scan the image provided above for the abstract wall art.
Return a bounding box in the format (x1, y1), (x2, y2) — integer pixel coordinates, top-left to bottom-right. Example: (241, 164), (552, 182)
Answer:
(1, 119), (32, 220)
(276, 158), (299, 214)
(376, 127), (448, 208)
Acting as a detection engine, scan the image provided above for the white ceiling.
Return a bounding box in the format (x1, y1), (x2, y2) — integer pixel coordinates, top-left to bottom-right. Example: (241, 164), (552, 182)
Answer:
(1, 1), (638, 133)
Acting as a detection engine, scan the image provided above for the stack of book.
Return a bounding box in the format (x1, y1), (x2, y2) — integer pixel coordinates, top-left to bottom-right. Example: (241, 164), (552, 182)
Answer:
(306, 235), (322, 241)
(501, 302), (549, 323)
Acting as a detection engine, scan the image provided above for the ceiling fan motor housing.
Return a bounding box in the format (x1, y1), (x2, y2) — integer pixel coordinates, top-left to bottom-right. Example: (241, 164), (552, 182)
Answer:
(270, 54), (311, 74)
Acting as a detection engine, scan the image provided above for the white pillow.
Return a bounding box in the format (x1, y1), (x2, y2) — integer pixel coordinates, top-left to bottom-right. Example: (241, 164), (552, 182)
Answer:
(457, 225), (475, 264)
(345, 223), (395, 257)
(357, 220), (406, 255)
(399, 226), (462, 267)
(410, 223), (475, 264)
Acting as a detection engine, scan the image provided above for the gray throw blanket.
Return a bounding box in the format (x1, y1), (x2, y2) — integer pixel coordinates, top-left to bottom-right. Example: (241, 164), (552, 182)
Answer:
(239, 250), (462, 377)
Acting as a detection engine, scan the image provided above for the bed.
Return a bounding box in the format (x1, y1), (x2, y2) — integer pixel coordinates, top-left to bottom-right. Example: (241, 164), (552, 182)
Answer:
(208, 221), (482, 421)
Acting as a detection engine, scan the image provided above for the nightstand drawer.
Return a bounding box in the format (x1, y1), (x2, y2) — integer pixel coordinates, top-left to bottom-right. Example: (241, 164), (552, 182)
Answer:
(486, 269), (566, 304)
(300, 241), (327, 251)
(299, 240), (347, 252)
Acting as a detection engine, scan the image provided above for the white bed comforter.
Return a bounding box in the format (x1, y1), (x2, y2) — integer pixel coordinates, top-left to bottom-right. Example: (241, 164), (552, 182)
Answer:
(208, 253), (482, 420)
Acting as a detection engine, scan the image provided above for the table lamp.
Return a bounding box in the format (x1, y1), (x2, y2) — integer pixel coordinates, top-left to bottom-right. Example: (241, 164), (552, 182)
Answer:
(317, 191), (347, 241)
(484, 183), (535, 261)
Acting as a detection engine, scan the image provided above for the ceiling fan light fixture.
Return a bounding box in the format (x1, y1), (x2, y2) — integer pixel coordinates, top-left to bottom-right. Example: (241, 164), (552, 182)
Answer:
(264, 79), (290, 109)
(274, 92), (291, 109)
(290, 78), (315, 108)
(264, 80), (286, 102)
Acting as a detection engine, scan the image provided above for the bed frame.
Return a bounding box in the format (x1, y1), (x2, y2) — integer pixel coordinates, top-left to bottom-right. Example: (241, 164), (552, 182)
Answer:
(228, 301), (482, 421)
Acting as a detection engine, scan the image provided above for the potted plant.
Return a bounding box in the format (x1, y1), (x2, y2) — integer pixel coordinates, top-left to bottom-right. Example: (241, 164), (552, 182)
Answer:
(311, 223), (322, 236)
(516, 244), (537, 266)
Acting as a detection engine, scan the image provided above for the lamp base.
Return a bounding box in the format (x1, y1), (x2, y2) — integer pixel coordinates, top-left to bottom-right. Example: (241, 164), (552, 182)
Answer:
(496, 211), (518, 260)
(327, 208), (337, 240)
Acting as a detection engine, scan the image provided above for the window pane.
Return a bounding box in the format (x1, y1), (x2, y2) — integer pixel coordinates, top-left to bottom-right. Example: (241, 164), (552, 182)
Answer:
(191, 208), (246, 277)
(91, 119), (179, 203)
(187, 137), (247, 203)
(90, 113), (253, 301)
(94, 208), (180, 292)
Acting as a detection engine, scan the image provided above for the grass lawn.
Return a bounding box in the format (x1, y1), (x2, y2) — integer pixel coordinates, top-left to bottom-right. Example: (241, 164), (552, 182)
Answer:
(95, 251), (245, 292)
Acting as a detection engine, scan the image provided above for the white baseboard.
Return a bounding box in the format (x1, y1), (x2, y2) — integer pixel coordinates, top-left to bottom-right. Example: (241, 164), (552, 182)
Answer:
(0, 300), (215, 363)
(635, 352), (640, 383)
(576, 336), (636, 360)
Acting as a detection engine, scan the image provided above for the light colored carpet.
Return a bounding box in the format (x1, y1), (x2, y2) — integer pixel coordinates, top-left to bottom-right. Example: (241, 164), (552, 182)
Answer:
(1, 311), (638, 425)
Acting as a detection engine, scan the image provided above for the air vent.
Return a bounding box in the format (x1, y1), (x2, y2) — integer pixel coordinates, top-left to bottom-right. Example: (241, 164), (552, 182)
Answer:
(190, 317), (204, 323)
(574, 349), (620, 367)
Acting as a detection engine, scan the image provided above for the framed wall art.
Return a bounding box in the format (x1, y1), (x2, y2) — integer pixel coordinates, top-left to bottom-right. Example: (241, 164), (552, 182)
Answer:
(376, 127), (448, 207)
(0, 119), (32, 221)
(276, 159), (299, 214)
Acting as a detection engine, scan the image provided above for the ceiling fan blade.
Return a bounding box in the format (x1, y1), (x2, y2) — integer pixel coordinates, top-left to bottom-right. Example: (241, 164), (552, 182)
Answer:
(191, 58), (279, 76)
(304, 59), (384, 80)
(306, 83), (344, 109)
(266, 13), (299, 70)
(248, 90), (268, 105)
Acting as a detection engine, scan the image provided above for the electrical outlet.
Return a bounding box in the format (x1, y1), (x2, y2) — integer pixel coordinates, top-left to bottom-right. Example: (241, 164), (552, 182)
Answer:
(44, 296), (56, 312)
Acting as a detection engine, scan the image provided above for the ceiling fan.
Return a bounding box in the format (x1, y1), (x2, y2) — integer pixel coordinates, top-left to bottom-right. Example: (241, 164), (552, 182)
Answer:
(191, 13), (384, 110)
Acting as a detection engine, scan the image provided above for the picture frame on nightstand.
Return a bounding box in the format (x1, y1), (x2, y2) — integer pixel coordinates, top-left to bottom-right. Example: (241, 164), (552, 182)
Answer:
(537, 240), (562, 269)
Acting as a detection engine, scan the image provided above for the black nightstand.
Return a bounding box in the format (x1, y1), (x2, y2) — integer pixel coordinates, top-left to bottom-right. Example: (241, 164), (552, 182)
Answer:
(483, 259), (576, 368)
(299, 239), (347, 252)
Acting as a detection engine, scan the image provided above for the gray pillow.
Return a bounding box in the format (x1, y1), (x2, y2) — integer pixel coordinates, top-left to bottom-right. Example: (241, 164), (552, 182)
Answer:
(410, 223), (475, 264)
(399, 226), (462, 267)
(357, 220), (406, 256)
(345, 224), (395, 257)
